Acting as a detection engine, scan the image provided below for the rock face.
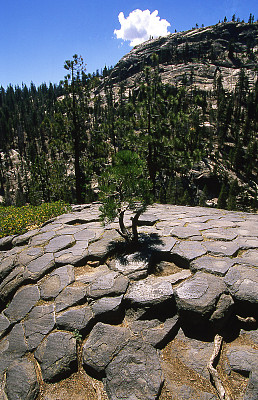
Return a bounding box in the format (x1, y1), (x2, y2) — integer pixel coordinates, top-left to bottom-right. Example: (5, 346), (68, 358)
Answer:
(0, 203), (258, 400)
(109, 22), (258, 93)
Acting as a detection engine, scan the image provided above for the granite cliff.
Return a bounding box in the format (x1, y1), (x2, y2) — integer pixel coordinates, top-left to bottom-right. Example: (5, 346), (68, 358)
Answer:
(108, 21), (258, 92)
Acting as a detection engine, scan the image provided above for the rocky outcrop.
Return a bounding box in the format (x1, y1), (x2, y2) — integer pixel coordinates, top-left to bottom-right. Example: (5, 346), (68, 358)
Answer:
(109, 21), (258, 92)
(0, 203), (257, 400)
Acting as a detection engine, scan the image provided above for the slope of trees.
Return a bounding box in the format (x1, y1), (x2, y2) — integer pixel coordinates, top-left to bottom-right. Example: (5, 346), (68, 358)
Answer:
(0, 52), (257, 211)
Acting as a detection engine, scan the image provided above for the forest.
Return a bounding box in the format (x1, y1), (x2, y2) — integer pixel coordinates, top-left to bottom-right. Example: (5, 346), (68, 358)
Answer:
(0, 50), (257, 212)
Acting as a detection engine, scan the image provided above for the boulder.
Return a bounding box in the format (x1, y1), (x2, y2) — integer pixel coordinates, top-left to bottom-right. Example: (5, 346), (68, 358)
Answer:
(90, 295), (124, 322)
(0, 324), (28, 375)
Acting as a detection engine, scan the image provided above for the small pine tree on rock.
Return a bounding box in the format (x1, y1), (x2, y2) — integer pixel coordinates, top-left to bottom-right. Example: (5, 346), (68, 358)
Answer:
(99, 150), (152, 243)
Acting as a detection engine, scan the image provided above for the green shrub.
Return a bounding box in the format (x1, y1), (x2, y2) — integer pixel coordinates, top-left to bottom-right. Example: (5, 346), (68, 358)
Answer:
(0, 201), (71, 239)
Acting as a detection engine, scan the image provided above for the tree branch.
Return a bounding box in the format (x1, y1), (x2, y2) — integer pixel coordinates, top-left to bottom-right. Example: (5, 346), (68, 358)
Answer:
(207, 334), (232, 400)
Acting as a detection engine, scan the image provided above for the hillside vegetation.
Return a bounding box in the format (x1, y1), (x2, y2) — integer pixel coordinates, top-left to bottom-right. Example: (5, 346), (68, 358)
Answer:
(0, 21), (257, 211)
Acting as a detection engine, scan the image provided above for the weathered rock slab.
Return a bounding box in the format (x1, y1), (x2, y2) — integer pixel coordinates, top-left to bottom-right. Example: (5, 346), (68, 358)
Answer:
(86, 271), (129, 299)
(174, 272), (226, 319)
(5, 358), (39, 400)
(23, 304), (55, 350)
(34, 331), (77, 382)
(104, 338), (164, 400)
(224, 264), (258, 306)
(4, 285), (40, 324)
(39, 264), (75, 300)
(124, 275), (173, 306)
(56, 304), (94, 332)
(190, 255), (235, 276)
(82, 322), (130, 374)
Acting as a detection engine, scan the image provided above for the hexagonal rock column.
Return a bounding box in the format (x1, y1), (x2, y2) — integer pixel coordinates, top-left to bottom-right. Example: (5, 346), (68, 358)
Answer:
(227, 346), (258, 400)
(34, 331), (77, 382)
(174, 272), (228, 327)
(5, 358), (39, 400)
(104, 339), (164, 400)
(224, 264), (258, 318)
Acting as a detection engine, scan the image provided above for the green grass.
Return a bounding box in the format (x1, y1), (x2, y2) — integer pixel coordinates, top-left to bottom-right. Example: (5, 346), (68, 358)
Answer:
(0, 201), (71, 239)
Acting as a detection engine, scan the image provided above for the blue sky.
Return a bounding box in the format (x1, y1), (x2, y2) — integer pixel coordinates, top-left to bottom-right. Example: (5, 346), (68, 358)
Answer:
(1, 0), (257, 88)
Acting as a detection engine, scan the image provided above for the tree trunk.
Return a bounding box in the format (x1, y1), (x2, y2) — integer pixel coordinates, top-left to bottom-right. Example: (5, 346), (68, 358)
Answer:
(131, 209), (142, 243)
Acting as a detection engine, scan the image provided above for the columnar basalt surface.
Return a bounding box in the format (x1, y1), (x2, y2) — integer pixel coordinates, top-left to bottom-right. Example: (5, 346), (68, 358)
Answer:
(0, 203), (257, 400)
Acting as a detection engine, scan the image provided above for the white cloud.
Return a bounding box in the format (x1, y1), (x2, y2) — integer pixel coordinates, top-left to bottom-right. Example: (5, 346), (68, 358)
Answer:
(114, 9), (171, 47)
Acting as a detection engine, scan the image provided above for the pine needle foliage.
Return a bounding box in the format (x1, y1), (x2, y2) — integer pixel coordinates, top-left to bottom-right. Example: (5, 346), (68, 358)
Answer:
(99, 150), (152, 243)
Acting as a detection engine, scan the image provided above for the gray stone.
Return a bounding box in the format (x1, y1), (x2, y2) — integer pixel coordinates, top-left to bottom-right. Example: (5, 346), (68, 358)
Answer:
(74, 228), (98, 242)
(129, 315), (179, 347)
(16, 246), (44, 266)
(171, 241), (207, 267)
(4, 285), (40, 324)
(54, 241), (89, 266)
(170, 226), (201, 239)
(0, 255), (16, 280)
(237, 237), (258, 249)
(174, 272), (226, 318)
(55, 283), (87, 312)
(29, 231), (56, 246)
(153, 236), (177, 252)
(0, 236), (15, 250)
(224, 264), (258, 304)
(0, 313), (10, 338)
(12, 229), (39, 246)
(26, 253), (55, 279)
(227, 345), (258, 400)
(124, 275), (173, 306)
(44, 234), (75, 253)
(104, 338), (163, 400)
(170, 329), (215, 380)
(108, 252), (150, 280)
(23, 304), (55, 350)
(86, 271), (129, 299)
(138, 213), (159, 226)
(39, 265), (75, 300)
(91, 295), (124, 319)
(209, 293), (234, 322)
(75, 264), (110, 284)
(56, 304), (94, 332)
(235, 249), (258, 267)
(203, 241), (240, 257)
(202, 228), (238, 241)
(227, 346), (258, 373)
(190, 255), (235, 276)
(87, 230), (121, 259)
(245, 371), (258, 400)
(5, 358), (39, 400)
(0, 265), (26, 301)
(34, 331), (77, 382)
(82, 322), (130, 373)
(0, 324), (28, 375)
